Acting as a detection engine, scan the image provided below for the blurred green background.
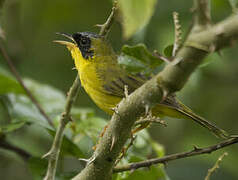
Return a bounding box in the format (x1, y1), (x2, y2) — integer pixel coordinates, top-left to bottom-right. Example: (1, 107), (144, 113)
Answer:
(0, 0), (238, 179)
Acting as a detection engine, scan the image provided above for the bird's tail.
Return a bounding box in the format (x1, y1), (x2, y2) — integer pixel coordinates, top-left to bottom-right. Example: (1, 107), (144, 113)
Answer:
(153, 100), (229, 139)
(175, 106), (229, 139)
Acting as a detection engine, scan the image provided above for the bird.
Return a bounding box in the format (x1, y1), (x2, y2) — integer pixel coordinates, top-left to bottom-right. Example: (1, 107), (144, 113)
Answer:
(55, 31), (228, 139)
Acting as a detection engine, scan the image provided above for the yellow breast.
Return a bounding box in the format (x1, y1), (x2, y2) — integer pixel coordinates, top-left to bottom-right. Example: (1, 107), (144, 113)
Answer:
(71, 47), (121, 115)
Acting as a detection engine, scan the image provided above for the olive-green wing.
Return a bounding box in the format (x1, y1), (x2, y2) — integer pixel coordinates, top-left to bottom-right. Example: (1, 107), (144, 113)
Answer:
(102, 73), (146, 97)
(102, 73), (229, 139)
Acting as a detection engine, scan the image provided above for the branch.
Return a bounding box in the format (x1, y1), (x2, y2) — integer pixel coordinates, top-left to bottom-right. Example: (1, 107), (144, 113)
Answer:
(193, 0), (211, 30)
(0, 136), (31, 160)
(44, 3), (117, 179)
(98, 1), (118, 37)
(72, 13), (238, 180)
(43, 76), (80, 180)
(0, 42), (54, 128)
(205, 152), (228, 180)
(113, 138), (236, 173)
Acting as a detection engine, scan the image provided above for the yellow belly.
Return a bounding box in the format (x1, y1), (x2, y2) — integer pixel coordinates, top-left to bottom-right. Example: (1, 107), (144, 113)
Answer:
(83, 83), (121, 115)
(78, 65), (121, 115)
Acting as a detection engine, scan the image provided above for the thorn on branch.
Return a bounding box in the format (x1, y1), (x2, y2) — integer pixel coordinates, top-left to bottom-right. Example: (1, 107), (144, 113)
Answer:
(79, 156), (97, 166)
(42, 149), (54, 159)
(153, 50), (172, 63)
(78, 158), (90, 164)
(110, 135), (116, 151)
(98, 1), (118, 37)
(111, 105), (119, 115)
(124, 85), (129, 98)
(95, 24), (104, 28)
(145, 104), (150, 116)
(162, 89), (169, 102)
(193, 145), (201, 151)
(113, 137), (238, 173)
(162, 161), (168, 167)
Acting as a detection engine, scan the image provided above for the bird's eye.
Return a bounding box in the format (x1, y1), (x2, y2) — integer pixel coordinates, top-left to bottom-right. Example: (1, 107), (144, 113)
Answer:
(81, 38), (87, 45)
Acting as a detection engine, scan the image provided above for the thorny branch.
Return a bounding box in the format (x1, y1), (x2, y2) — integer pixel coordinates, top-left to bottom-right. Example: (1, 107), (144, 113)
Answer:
(73, 0), (238, 179)
(98, 1), (118, 37)
(205, 152), (228, 180)
(43, 3), (118, 180)
(43, 76), (80, 180)
(113, 137), (237, 173)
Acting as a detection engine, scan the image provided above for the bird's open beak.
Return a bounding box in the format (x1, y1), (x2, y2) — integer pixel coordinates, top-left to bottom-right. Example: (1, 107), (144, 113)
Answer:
(54, 32), (76, 49)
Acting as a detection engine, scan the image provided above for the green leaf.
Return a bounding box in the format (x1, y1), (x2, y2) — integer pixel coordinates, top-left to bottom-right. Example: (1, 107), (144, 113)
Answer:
(0, 67), (25, 95)
(28, 157), (48, 180)
(0, 121), (26, 133)
(150, 140), (165, 157)
(118, 44), (164, 75)
(23, 78), (66, 118)
(48, 129), (85, 158)
(6, 93), (52, 129)
(163, 44), (173, 58)
(72, 110), (107, 143)
(122, 44), (163, 67)
(118, 0), (157, 39)
(115, 130), (169, 180)
(57, 171), (78, 180)
(114, 166), (169, 180)
(199, 53), (220, 68)
(6, 79), (66, 129)
(28, 157), (79, 180)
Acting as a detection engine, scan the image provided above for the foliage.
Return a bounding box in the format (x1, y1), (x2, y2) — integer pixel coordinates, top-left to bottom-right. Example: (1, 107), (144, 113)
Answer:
(118, 0), (157, 39)
(0, 0), (238, 180)
(118, 43), (164, 76)
(0, 68), (168, 179)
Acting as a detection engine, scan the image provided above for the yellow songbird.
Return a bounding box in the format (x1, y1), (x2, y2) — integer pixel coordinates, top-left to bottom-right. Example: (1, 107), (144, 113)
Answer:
(55, 32), (228, 138)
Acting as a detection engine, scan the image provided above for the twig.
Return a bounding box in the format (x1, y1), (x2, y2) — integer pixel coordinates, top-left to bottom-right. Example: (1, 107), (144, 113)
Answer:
(115, 135), (136, 165)
(153, 50), (172, 63)
(204, 152), (228, 180)
(43, 76), (80, 180)
(193, 0), (211, 30)
(134, 118), (167, 127)
(0, 42), (54, 128)
(172, 12), (182, 56)
(0, 136), (31, 160)
(113, 137), (238, 173)
(228, 0), (238, 13)
(98, 1), (118, 37)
